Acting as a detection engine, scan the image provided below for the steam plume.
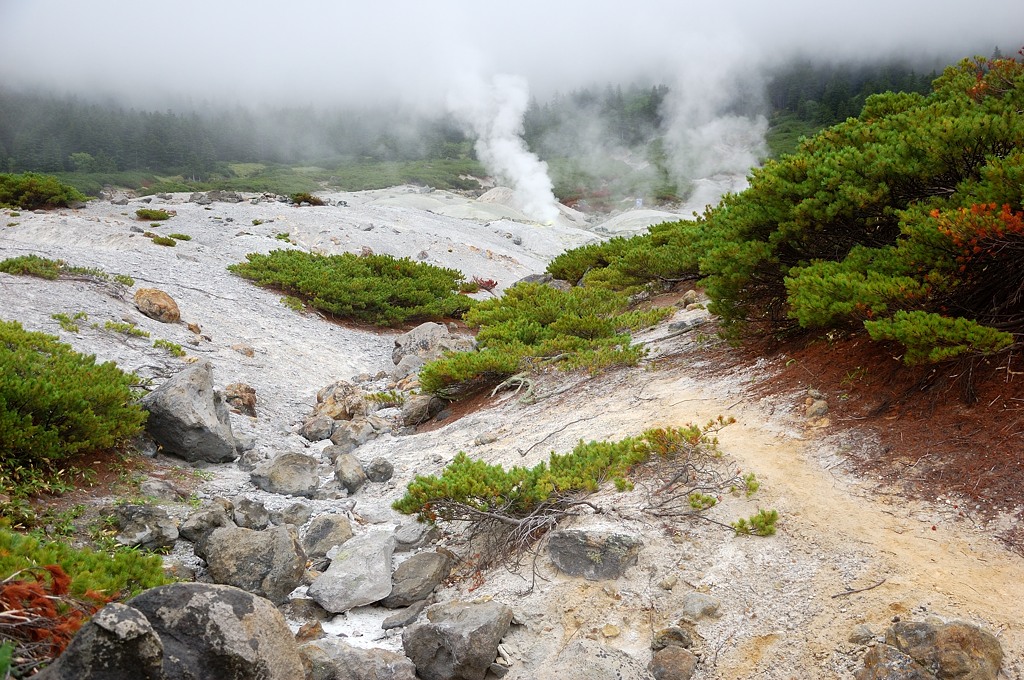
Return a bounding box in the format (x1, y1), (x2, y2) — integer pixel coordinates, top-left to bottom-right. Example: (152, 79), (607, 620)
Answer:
(448, 73), (560, 223)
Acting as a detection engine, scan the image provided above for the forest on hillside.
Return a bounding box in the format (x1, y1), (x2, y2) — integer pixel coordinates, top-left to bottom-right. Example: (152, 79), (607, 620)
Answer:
(0, 55), (957, 187)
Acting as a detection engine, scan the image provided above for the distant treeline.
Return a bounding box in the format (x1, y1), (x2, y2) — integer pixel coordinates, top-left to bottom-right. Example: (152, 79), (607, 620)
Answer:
(0, 54), (984, 179)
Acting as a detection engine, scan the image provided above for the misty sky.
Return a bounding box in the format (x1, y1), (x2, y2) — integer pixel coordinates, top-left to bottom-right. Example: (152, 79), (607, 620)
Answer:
(1, 0), (1021, 109)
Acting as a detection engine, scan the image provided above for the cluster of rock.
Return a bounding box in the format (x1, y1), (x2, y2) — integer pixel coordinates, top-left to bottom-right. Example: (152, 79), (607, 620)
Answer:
(855, 619), (1003, 680)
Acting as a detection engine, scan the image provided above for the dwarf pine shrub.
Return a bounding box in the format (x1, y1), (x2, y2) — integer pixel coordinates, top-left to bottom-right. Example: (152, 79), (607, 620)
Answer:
(228, 249), (474, 326)
(0, 255), (63, 280)
(0, 320), (146, 496)
(134, 208), (171, 221)
(0, 173), (87, 210)
(418, 283), (671, 399)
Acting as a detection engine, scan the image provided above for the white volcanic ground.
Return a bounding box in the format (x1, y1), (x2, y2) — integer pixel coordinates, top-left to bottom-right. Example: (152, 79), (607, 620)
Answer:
(1, 188), (1022, 679)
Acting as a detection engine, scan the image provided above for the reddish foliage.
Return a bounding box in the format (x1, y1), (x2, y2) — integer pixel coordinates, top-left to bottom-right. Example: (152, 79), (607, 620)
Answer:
(0, 565), (111, 675)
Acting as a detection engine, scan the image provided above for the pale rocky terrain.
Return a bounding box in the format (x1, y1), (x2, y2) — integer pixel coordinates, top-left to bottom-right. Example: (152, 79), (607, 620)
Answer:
(2, 188), (1022, 679)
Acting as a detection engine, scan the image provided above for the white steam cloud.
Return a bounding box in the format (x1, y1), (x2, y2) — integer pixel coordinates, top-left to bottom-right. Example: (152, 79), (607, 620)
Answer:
(447, 74), (560, 224)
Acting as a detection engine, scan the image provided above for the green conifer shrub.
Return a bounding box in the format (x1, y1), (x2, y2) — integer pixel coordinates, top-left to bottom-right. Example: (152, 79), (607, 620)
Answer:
(228, 249), (474, 326)
(0, 173), (87, 210)
(0, 320), (146, 496)
(418, 283), (671, 399)
(134, 208), (171, 221)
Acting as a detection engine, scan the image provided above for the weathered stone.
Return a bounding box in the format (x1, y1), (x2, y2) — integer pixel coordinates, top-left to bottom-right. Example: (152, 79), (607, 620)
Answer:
(141, 360), (238, 463)
(223, 382), (257, 417)
(856, 643), (935, 680)
(302, 513), (354, 559)
(134, 288), (180, 323)
(648, 645), (698, 680)
(130, 583), (303, 680)
(401, 394), (445, 426)
(197, 525), (306, 605)
(677, 592), (721, 622)
(394, 520), (441, 552)
(547, 530), (642, 580)
(365, 457), (394, 483)
(392, 354), (425, 380)
(179, 503), (234, 547)
(270, 501), (313, 527)
(329, 417), (381, 451)
(307, 531), (395, 613)
(392, 321), (473, 366)
(138, 477), (187, 501)
(113, 504), (178, 551)
(383, 599), (431, 630)
(301, 414), (336, 442)
(299, 639), (417, 680)
(251, 451), (320, 498)
(232, 496), (270, 530)
(381, 551), (451, 608)
(850, 624), (877, 645)
(652, 626), (693, 651)
(806, 399), (830, 418)
(402, 601), (514, 680)
(34, 603), (163, 680)
(334, 453), (367, 494)
(315, 380), (368, 421)
(885, 620), (1003, 680)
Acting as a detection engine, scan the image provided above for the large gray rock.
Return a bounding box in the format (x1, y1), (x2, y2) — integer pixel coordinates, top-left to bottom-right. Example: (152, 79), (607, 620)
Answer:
(381, 551), (451, 609)
(547, 530), (642, 581)
(232, 496), (270, 530)
(329, 417), (383, 452)
(35, 603), (164, 680)
(334, 453), (367, 495)
(197, 525), (306, 605)
(308, 531), (395, 613)
(251, 451), (320, 498)
(299, 639), (417, 680)
(301, 414), (336, 442)
(179, 502), (234, 547)
(113, 504), (179, 551)
(38, 585), (303, 680)
(401, 395), (445, 426)
(314, 380), (368, 421)
(402, 601), (513, 680)
(130, 583), (303, 679)
(302, 513), (354, 560)
(392, 322), (473, 366)
(141, 360), (238, 463)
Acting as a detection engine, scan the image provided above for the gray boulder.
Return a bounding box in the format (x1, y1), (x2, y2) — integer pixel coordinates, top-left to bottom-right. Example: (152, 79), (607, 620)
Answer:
(299, 639), (417, 680)
(381, 551), (451, 609)
(677, 592), (721, 622)
(141, 360), (238, 463)
(307, 531), (395, 613)
(334, 453), (367, 494)
(365, 457), (394, 483)
(179, 502), (234, 547)
(251, 451), (320, 498)
(35, 603), (164, 680)
(392, 322), (473, 366)
(302, 513), (354, 560)
(197, 525), (306, 605)
(301, 414), (336, 442)
(401, 395), (445, 426)
(113, 504), (178, 551)
(131, 583), (303, 679)
(271, 501), (313, 527)
(547, 530), (642, 580)
(329, 417), (383, 453)
(38, 585), (303, 680)
(232, 496), (270, 530)
(402, 601), (514, 680)
(394, 521), (441, 552)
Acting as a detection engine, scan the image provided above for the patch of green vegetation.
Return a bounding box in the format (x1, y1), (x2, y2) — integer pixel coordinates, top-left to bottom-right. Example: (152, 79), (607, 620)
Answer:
(764, 112), (827, 158)
(113, 273), (135, 287)
(150, 235), (176, 247)
(289, 192), (325, 206)
(0, 320), (146, 498)
(328, 158), (485, 192)
(102, 321), (150, 338)
(168, 233), (191, 241)
(134, 208), (171, 221)
(279, 295), (305, 313)
(0, 254), (63, 280)
(152, 338), (186, 357)
(275, 232), (291, 241)
(418, 283), (672, 399)
(365, 390), (405, 407)
(252, 219), (265, 226)
(0, 527), (172, 600)
(0, 173), (87, 210)
(50, 311), (87, 333)
(228, 249), (474, 326)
